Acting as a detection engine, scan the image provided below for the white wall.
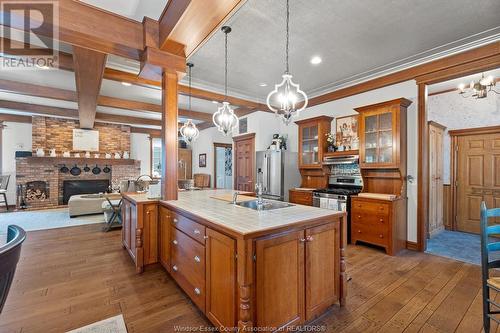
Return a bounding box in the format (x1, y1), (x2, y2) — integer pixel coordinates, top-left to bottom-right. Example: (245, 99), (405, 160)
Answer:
(191, 127), (233, 188)
(1, 122), (32, 205)
(237, 111), (283, 151)
(130, 133), (151, 176)
(428, 90), (500, 184)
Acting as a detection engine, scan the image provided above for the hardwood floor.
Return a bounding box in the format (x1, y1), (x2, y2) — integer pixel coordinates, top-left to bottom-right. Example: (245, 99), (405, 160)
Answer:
(0, 223), (488, 332)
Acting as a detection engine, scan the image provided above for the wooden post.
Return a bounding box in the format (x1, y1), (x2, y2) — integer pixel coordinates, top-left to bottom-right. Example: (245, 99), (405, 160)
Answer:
(237, 238), (254, 330)
(161, 70), (179, 200)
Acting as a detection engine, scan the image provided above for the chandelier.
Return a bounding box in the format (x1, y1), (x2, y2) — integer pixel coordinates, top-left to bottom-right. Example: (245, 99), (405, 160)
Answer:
(212, 26), (238, 136)
(179, 63), (200, 143)
(266, 0), (308, 125)
(458, 73), (498, 99)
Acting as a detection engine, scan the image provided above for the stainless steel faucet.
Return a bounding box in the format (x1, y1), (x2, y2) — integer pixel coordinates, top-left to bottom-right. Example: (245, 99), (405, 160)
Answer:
(255, 170), (264, 205)
(232, 191), (240, 205)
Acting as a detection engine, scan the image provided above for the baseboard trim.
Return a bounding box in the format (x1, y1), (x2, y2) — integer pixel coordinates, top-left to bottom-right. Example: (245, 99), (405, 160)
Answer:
(406, 241), (419, 251)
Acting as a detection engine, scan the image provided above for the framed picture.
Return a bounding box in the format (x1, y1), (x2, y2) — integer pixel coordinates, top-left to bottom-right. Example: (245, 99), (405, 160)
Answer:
(199, 153), (207, 168)
(336, 115), (359, 149)
(239, 117), (248, 134)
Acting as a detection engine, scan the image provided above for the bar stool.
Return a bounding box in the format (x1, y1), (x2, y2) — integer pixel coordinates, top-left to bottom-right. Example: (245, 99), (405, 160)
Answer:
(480, 202), (500, 332)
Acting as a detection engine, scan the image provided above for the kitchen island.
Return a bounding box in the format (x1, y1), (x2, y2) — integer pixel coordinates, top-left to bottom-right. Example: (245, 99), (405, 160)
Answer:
(121, 190), (346, 331)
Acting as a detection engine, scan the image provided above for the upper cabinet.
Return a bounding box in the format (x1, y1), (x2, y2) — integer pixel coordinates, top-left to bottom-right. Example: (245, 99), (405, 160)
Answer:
(295, 116), (333, 169)
(355, 98), (412, 169)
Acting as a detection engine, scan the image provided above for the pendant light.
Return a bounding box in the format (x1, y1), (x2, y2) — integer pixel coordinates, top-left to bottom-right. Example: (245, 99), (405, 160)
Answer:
(266, 0), (308, 125)
(179, 62), (200, 143)
(212, 26), (238, 136)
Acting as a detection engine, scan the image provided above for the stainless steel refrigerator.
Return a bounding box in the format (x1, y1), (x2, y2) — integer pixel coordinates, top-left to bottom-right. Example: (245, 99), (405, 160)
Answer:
(256, 150), (301, 202)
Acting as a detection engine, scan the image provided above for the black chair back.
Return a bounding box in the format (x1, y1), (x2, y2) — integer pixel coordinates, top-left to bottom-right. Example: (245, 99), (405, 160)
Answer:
(0, 225), (26, 314)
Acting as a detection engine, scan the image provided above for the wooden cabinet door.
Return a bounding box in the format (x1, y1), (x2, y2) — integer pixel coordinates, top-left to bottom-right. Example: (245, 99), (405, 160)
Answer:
(143, 203), (158, 265)
(130, 202), (138, 262)
(305, 223), (339, 320)
(256, 230), (305, 329)
(121, 199), (131, 251)
(159, 206), (171, 272)
(234, 134), (255, 192)
(206, 228), (236, 328)
(428, 122), (445, 237)
(456, 132), (500, 233)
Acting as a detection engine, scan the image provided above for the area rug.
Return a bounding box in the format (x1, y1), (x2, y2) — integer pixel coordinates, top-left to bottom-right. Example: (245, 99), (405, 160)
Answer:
(426, 230), (500, 265)
(0, 208), (104, 235)
(66, 314), (127, 333)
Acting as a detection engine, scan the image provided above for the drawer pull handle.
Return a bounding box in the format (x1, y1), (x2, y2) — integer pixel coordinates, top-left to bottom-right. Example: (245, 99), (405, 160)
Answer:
(173, 218), (178, 223)
(146, 211), (150, 215)
(379, 234), (384, 238)
(193, 229), (201, 235)
(194, 255), (201, 263)
(203, 235), (208, 240)
(172, 265), (178, 272)
(172, 240), (178, 245)
(357, 230), (361, 233)
(299, 238), (307, 242)
(194, 288), (201, 295)
(358, 215), (361, 218)
(306, 235), (314, 242)
(379, 219), (384, 222)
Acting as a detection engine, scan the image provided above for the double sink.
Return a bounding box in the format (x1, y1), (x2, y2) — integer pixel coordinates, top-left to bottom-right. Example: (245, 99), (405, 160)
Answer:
(235, 199), (294, 211)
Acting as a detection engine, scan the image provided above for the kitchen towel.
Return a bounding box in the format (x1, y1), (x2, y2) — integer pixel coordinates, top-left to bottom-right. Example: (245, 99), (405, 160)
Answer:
(319, 197), (328, 209)
(327, 198), (338, 210)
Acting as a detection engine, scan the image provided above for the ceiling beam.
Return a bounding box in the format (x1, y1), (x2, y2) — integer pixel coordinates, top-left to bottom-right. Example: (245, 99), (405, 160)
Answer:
(72, 47), (108, 129)
(158, 0), (192, 51)
(0, 113), (32, 123)
(161, 0), (248, 58)
(0, 78), (214, 122)
(130, 127), (162, 137)
(0, 100), (161, 127)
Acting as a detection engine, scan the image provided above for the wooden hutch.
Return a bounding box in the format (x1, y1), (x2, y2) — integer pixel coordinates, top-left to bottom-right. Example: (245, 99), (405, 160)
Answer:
(351, 98), (411, 255)
(289, 116), (333, 206)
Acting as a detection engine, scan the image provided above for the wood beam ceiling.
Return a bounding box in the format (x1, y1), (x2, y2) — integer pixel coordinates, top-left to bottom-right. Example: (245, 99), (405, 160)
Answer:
(0, 78), (213, 122)
(72, 47), (107, 129)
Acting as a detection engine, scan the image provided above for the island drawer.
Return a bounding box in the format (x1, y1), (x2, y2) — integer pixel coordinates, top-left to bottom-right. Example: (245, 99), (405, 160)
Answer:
(171, 264), (206, 312)
(351, 222), (388, 247)
(171, 211), (206, 244)
(171, 227), (206, 290)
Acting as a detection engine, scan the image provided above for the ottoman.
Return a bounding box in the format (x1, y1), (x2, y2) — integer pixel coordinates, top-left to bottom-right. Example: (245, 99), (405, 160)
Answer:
(68, 194), (106, 218)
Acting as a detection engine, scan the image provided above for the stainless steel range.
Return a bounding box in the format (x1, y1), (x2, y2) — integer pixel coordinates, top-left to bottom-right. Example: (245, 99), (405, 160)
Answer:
(313, 155), (363, 243)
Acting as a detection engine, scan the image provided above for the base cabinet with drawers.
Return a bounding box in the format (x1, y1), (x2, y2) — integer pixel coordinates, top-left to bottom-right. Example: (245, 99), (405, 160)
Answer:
(122, 193), (346, 331)
(350, 196), (406, 255)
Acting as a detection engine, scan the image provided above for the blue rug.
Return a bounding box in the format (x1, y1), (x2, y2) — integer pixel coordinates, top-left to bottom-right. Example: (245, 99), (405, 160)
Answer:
(426, 230), (500, 265)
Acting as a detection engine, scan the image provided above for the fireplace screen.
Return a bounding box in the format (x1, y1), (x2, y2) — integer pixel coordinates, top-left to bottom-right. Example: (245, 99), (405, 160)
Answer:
(25, 181), (49, 201)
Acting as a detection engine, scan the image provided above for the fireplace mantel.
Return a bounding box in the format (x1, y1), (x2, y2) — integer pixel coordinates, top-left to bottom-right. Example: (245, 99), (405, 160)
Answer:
(24, 157), (137, 165)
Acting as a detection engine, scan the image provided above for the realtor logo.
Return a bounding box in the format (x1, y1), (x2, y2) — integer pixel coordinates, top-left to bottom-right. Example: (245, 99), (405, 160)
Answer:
(1, 1), (59, 70)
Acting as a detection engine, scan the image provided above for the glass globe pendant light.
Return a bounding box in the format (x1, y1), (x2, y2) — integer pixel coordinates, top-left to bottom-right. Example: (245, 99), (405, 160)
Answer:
(212, 26), (238, 136)
(179, 62), (200, 143)
(266, 0), (308, 125)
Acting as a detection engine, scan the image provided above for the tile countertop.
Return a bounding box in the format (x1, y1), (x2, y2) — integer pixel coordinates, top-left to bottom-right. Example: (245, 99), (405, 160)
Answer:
(161, 189), (344, 237)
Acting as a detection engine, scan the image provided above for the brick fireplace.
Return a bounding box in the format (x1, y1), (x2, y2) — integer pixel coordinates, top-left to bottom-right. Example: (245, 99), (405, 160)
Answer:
(15, 116), (141, 209)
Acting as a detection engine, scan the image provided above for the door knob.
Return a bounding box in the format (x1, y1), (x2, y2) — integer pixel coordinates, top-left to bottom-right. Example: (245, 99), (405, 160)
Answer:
(172, 239), (178, 245)
(172, 265), (178, 272)
(194, 255), (201, 263)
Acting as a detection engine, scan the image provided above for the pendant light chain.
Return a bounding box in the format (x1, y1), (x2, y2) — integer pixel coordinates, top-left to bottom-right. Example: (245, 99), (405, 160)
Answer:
(285, 0), (290, 74)
(224, 30), (228, 100)
(188, 64), (192, 113)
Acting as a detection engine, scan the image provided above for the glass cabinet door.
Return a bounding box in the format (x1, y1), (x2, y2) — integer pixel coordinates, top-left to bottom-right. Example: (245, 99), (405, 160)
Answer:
(301, 124), (319, 165)
(363, 112), (393, 164)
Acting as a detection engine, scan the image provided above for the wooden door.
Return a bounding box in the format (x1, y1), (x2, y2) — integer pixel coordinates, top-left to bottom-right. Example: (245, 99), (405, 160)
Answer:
(233, 133), (255, 192)
(305, 223), (339, 321)
(178, 148), (192, 180)
(428, 121), (445, 237)
(206, 228), (236, 328)
(256, 230), (305, 329)
(456, 131), (500, 233)
(159, 206), (171, 272)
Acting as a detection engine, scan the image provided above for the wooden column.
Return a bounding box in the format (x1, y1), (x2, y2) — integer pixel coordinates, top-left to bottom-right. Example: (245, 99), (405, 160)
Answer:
(161, 70), (179, 200)
(237, 238), (254, 330)
(417, 83), (429, 251)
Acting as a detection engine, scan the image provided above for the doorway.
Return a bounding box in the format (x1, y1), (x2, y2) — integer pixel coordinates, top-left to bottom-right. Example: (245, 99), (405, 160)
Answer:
(233, 133), (255, 192)
(214, 143), (233, 189)
(422, 68), (500, 263)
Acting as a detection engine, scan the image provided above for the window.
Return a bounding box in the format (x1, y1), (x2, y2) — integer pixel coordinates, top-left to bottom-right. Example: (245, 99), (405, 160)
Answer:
(151, 138), (161, 178)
